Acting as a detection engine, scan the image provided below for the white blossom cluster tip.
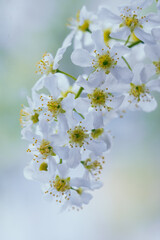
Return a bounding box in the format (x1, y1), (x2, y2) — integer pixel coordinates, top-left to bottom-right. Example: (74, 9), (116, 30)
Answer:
(20, 3), (160, 211)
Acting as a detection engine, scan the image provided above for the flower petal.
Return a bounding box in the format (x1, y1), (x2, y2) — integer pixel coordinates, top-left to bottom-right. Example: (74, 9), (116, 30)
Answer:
(71, 49), (93, 67)
(134, 28), (155, 44)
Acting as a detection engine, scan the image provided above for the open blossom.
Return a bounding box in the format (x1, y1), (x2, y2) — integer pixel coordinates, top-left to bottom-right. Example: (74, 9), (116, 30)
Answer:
(145, 43), (160, 77)
(50, 112), (110, 168)
(20, 91), (41, 132)
(35, 32), (74, 76)
(67, 6), (97, 50)
(42, 163), (96, 210)
(98, 5), (159, 44)
(20, 3), (160, 210)
(129, 0), (160, 9)
(118, 65), (160, 112)
(71, 30), (132, 81)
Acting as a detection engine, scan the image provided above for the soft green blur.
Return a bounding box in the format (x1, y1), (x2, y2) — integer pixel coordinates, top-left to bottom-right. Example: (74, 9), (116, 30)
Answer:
(1, 0), (160, 239)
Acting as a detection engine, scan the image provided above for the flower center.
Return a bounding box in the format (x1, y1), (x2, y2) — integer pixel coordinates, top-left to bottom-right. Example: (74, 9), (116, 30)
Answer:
(153, 61), (160, 75)
(35, 53), (54, 75)
(91, 128), (104, 139)
(53, 175), (71, 192)
(92, 50), (117, 74)
(129, 83), (147, 102)
(103, 28), (111, 46)
(68, 126), (89, 147)
(39, 162), (48, 171)
(78, 19), (91, 32)
(31, 112), (39, 124)
(47, 98), (65, 118)
(38, 139), (56, 157)
(82, 158), (103, 172)
(88, 88), (108, 108)
(120, 7), (143, 32)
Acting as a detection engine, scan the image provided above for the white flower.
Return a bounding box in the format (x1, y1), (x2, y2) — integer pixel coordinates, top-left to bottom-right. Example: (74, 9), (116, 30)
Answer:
(68, 6), (96, 33)
(129, 0), (160, 9)
(42, 164), (94, 210)
(26, 119), (69, 160)
(119, 64), (160, 112)
(35, 32), (74, 76)
(145, 43), (160, 77)
(20, 91), (41, 130)
(51, 112), (109, 168)
(98, 6), (157, 44)
(71, 30), (132, 81)
(23, 157), (56, 183)
(81, 153), (106, 181)
(67, 6), (97, 50)
(152, 28), (160, 42)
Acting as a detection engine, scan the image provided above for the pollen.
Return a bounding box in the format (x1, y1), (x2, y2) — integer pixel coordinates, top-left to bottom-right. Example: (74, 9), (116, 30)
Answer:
(76, 187), (83, 195)
(38, 139), (56, 157)
(39, 162), (48, 171)
(35, 53), (54, 75)
(54, 175), (71, 192)
(92, 49), (117, 74)
(81, 157), (105, 180)
(31, 111), (39, 124)
(129, 83), (149, 102)
(91, 128), (104, 139)
(153, 60), (160, 75)
(47, 97), (65, 118)
(120, 7), (144, 32)
(88, 88), (108, 108)
(68, 126), (89, 147)
(103, 28), (111, 46)
(78, 19), (91, 32)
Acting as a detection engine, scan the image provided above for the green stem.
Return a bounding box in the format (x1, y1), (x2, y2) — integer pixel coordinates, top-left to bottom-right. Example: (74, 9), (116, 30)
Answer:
(57, 69), (77, 81)
(73, 108), (85, 119)
(121, 56), (132, 71)
(128, 40), (144, 48)
(110, 37), (130, 43)
(124, 34), (131, 46)
(75, 87), (84, 99)
(59, 158), (62, 164)
(86, 28), (92, 33)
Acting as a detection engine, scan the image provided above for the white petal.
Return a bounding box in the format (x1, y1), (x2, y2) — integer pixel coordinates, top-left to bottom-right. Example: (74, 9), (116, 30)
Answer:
(93, 111), (104, 129)
(81, 192), (93, 204)
(152, 28), (160, 41)
(108, 95), (125, 109)
(87, 140), (107, 155)
(92, 30), (106, 53)
(53, 31), (75, 69)
(146, 79), (160, 92)
(132, 64), (145, 85)
(145, 44), (160, 61)
(98, 7), (121, 23)
(111, 66), (133, 83)
(134, 28), (155, 44)
(75, 98), (90, 115)
(138, 94), (157, 112)
(67, 148), (81, 168)
(32, 76), (45, 92)
(71, 49), (93, 67)
(110, 27), (130, 40)
(111, 44), (130, 56)
(54, 146), (69, 159)
(44, 74), (60, 98)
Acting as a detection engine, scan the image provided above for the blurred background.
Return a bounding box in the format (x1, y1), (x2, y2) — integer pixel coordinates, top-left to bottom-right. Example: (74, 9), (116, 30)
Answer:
(0, 0), (160, 239)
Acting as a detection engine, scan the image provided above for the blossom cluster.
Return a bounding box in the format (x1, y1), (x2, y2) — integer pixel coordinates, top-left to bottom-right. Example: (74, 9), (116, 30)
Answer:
(20, 1), (160, 211)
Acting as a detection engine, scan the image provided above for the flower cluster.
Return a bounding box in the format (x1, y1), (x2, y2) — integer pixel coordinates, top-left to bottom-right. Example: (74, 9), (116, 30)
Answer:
(20, 2), (160, 211)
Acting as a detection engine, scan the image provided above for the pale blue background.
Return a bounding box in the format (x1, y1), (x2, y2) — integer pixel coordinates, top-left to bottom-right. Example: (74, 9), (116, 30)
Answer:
(0, 0), (160, 239)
